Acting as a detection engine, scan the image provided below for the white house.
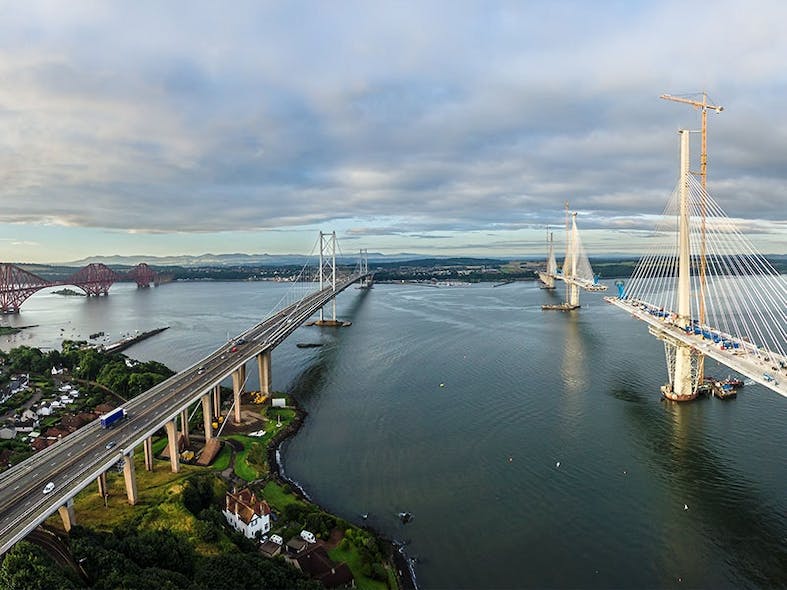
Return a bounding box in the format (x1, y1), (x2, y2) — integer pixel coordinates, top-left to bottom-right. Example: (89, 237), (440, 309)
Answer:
(223, 488), (272, 539)
(36, 406), (52, 417)
(0, 425), (16, 440)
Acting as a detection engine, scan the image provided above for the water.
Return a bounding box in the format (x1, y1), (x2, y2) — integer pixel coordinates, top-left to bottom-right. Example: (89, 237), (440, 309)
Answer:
(3, 282), (786, 588)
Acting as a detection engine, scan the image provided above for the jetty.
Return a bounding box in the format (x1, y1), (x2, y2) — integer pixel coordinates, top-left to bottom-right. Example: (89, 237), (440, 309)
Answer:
(101, 327), (169, 354)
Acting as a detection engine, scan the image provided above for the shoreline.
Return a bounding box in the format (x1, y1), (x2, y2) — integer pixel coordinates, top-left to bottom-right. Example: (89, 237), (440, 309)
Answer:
(266, 401), (418, 590)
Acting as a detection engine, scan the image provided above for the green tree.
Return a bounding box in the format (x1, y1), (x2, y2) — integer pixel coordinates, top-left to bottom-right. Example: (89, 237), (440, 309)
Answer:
(0, 541), (78, 590)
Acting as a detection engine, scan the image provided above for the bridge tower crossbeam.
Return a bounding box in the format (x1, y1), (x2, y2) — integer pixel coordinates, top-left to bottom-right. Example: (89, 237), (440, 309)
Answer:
(318, 231), (337, 323)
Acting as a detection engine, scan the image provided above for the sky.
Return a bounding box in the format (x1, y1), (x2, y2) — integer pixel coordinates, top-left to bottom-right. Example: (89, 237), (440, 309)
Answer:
(0, 0), (785, 263)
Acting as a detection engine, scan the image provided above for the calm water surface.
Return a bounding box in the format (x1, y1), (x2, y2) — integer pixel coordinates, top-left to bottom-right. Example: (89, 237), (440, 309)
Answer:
(2, 281), (785, 589)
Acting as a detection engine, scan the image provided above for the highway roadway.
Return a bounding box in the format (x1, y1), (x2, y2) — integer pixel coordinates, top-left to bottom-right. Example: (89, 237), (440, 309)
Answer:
(0, 273), (368, 555)
(605, 296), (787, 398)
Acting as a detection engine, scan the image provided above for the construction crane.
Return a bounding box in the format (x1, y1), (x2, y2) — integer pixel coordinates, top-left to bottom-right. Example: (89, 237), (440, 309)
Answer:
(660, 92), (724, 385)
(659, 92), (724, 191)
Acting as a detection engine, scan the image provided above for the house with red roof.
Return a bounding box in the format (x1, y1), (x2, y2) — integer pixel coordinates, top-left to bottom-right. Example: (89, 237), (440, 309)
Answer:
(222, 487), (272, 539)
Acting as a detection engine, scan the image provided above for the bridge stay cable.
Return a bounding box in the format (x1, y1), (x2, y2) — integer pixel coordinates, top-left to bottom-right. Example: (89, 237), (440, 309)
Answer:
(606, 130), (786, 399)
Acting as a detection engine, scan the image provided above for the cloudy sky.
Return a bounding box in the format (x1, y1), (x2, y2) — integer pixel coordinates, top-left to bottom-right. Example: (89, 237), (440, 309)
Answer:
(1, 0), (785, 263)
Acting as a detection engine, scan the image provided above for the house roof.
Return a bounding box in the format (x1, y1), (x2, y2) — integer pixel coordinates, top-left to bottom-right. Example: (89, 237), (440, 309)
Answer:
(259, 540), (282, 558)
(295, 545), (353, 588)
(225, 487), (271, 526)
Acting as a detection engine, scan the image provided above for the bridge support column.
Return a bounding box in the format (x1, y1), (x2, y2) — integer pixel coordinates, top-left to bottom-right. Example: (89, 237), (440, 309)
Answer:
(180, 408), (190, 447)
(164, 420), (181, 473)
(661, 129), (698, 402)
(143, 436), (154, 471)
(122, 451), (138, 505)
(232, 365), (246, 425)
(201, 394), (213, 441)
(213, 384), (221, 419)
(58, 498), (76, 532)
(97, 472), (107, 497)
(257, 351), (271, 396)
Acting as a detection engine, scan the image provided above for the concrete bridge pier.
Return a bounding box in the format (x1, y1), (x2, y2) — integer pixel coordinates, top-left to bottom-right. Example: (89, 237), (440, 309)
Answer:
(164, 420), (181, 473)
(143, 436), (154, 471)
(58, 498), (76, 532)
(212, 384), (221, 419)
(257, 351), (271, 395)
(231, 365), (246, 424)
(201, 394), (213, 440)
(180, 408), (190, 447)
(122, 451), (138, 505)
(96, 472), (107, 497)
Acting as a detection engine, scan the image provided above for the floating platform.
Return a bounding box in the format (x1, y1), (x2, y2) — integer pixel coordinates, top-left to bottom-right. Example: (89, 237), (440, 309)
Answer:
(306, 319), (352, 327)
(541, 303), (580, 311)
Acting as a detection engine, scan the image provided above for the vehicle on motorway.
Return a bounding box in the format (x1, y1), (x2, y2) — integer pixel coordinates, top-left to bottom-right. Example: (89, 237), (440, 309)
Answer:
(43, 482), (54, 494)
(105, 441), (117, 450)
(230, 346), (238, 352)
(197, 366), (205, 375)
(99, 408), (127, 429)
(235, 337), (247, 345)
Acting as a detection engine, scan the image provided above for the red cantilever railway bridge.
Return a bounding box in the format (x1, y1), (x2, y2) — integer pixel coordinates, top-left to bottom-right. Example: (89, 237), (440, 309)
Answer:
(0, 262), (157, 313)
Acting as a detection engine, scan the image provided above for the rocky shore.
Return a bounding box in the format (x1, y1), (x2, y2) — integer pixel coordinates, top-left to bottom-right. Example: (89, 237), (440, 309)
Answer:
(266, 400), (419, 590)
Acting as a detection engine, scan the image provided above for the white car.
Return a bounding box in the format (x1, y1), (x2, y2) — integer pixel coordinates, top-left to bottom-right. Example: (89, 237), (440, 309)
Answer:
(43, 482), (55, 494)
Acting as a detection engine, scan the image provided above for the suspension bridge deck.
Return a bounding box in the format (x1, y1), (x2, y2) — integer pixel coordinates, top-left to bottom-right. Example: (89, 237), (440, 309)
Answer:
(605, 297), (787, 398)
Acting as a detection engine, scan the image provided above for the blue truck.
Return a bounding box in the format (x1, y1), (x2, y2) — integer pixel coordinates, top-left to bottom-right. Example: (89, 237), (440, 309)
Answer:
(99, 408), (126, 429)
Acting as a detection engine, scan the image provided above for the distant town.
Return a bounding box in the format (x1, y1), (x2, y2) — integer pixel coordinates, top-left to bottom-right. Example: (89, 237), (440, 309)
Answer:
(19, 254), (787, 286)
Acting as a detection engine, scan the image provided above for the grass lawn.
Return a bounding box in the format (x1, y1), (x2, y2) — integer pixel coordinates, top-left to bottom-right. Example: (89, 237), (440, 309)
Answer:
(211, 443), (232, 471)
(226, 434), (261, 481)
(260, 480), (307, 513)
(44, 449), (234, 556)
(328, 544), (390, 590)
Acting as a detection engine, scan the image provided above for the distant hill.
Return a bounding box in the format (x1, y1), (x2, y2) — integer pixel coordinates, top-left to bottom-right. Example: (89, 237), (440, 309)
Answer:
(60, 252), (529, 268)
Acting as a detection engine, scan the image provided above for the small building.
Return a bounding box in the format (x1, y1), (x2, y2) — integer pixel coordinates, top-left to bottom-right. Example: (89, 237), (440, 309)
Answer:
(222, 487), (272, 539)
(20, 409), (37, 422)
(0, 425), (17, 440)
(286, 536), (310, 555)
(260, 538), (283, 558)
(292, 545), (354, 589)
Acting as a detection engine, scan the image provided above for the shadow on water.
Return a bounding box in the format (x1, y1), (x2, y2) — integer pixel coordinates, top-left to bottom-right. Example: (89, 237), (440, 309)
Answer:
(610, 379), (787, 587)
(287, 287), (373, 401)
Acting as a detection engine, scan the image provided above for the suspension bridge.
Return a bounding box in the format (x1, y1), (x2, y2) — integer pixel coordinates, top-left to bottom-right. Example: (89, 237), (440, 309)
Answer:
(605, 130), (786, 400)
(0, 262), (159, 313)
(0, 232), (372, 556)
(540, 203), (607, 310)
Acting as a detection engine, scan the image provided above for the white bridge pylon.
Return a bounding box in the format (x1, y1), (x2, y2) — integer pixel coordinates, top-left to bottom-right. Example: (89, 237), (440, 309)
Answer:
(605, 129), (787, 399)
(541, 205), (607, 309)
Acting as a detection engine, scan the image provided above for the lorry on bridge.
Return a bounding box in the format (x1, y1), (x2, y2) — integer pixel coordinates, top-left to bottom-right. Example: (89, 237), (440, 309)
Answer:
(99, 408), (127, 429)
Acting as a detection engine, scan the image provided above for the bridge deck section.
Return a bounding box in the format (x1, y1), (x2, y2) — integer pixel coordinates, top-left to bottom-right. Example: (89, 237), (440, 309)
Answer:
(605, 297), (787, 398)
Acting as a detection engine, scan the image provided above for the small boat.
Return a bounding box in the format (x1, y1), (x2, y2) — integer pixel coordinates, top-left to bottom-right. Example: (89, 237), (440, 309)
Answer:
(398, 512), (413, 524)
(296, 343), (323, 348)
